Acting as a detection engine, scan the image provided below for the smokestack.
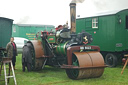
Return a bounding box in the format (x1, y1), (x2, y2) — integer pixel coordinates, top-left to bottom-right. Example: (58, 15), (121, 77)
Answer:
(70, 3), (76, 33)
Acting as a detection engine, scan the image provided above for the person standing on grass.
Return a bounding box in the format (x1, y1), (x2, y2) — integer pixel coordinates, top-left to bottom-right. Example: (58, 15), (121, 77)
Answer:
(22, 45), (32, 72)
(6, 37), (18, 70)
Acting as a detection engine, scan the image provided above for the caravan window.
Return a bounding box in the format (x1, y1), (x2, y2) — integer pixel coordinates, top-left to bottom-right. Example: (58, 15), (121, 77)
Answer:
(92, 18), (98, 28)
(126, 16), (128, 29)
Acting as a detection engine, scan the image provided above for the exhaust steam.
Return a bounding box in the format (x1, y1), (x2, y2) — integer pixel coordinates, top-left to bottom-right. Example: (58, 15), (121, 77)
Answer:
(71, 0), (85, 3)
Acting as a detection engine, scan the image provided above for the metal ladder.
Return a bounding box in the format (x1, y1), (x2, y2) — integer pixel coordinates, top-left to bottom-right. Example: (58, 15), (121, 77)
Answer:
(0, 57), (17, 85)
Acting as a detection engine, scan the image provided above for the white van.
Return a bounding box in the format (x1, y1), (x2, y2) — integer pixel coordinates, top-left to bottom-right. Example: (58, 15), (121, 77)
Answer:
(14, 37), (28, 54)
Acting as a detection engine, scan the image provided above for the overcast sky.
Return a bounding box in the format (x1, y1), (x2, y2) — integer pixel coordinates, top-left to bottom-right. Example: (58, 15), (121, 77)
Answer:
(0, 0), (128, 27)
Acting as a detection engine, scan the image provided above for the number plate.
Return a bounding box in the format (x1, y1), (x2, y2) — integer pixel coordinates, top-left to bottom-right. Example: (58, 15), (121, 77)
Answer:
(80, 47), (84, 50)
(80, 46), (91, 50)
(85, 46), (91, 49)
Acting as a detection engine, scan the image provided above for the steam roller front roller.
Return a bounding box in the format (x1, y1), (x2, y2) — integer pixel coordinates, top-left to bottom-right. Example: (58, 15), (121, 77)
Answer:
(26, 40), (46, 70)
(66, 51), (105, 79)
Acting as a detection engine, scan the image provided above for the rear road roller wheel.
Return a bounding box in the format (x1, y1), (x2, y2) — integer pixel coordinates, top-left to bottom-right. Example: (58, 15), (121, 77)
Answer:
(105, 53), (117, 67)
(26, 40), (46, 70)
(66, 51), (105, 79)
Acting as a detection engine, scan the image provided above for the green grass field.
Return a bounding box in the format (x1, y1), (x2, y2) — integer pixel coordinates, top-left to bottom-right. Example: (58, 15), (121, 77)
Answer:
(1, 54), (128, 85)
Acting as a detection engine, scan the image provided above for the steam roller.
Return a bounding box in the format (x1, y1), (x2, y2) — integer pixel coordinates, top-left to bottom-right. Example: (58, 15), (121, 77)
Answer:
(22, 3), (106, 79)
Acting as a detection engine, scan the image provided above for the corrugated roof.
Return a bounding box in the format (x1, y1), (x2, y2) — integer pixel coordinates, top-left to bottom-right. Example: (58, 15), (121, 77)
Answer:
(0, 17), (13, 21)
(15, 24), (54, 27)
(94, 9), (127, 16)
(77, 8), (128, 19)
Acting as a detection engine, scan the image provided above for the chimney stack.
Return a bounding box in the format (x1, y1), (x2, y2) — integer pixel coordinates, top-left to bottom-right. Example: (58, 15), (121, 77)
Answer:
(70, 3), (76, 33)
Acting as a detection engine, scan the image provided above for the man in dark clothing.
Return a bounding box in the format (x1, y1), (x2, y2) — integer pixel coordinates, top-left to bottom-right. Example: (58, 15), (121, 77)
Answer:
(6, 37), (18, 70)
(22, 45), (32, 72)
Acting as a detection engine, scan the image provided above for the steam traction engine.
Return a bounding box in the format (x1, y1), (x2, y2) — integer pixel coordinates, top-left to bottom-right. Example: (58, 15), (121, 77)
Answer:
(23, 3), (106, 79)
